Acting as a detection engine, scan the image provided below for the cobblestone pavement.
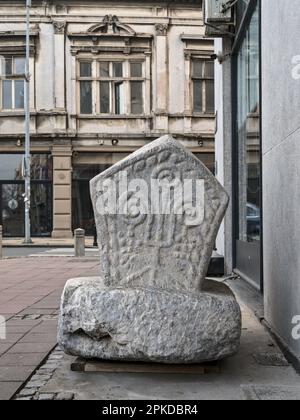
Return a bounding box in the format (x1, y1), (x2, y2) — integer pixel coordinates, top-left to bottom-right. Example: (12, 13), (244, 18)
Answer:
(14, 347), (74, 400)
(0, 257), (99, 400)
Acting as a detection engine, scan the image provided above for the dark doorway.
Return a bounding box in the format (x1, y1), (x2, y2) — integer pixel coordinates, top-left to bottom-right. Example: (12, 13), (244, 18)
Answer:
(72, 164), (110, 235)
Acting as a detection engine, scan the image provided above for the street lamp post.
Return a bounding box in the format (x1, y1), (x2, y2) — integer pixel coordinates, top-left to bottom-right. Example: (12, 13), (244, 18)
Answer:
(24, 0), (31, 244)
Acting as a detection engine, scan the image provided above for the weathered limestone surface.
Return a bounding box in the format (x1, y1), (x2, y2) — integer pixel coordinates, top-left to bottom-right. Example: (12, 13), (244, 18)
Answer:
(59, 277), (241, 363)
(91, 135), (229, 291)
(59, 135), (241, 363)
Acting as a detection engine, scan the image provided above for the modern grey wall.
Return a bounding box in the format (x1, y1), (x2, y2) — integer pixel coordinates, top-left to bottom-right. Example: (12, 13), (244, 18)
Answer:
(262, 0), (300, 361)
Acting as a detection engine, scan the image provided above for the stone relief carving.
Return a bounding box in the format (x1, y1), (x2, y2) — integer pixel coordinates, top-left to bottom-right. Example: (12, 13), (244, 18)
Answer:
(91, 137), (226, 292)
(58, 135), (242, 364)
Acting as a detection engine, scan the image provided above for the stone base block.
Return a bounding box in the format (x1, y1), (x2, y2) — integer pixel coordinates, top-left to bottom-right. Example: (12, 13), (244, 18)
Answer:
(58, 278), (241, 364)
(52, 229), (73, 239)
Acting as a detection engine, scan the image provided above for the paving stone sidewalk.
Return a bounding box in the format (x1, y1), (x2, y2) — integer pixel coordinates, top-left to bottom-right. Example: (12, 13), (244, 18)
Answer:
(24, 287), (300, 401)
(0, 257), (99, 400)
(3, 237), (95, 248)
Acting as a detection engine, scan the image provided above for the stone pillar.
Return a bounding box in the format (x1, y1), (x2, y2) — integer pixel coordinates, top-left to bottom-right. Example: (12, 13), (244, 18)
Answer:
(155, 23), (169, 131)
(53, 21), (66, 110)
(52, 141), (73, 239)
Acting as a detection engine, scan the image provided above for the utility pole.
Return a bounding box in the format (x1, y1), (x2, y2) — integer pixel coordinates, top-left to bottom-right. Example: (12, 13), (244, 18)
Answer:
(24, 0), (31, 244)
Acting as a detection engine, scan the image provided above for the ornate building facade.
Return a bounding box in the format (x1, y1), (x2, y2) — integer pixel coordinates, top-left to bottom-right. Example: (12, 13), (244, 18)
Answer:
(0, 0), (215, 238)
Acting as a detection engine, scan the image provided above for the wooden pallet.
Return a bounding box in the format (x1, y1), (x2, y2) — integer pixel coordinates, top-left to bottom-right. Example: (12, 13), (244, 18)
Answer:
(71, 358), (221, 375)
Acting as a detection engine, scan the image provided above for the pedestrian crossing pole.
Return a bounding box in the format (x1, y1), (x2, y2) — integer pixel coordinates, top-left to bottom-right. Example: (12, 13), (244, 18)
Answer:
(24, 0), (32, 244)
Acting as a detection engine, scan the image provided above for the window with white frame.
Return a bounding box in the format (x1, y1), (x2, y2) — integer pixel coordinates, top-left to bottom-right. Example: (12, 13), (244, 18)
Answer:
(0, 56), (25, 110)
(78, 59), (145, 116)
(192, 59), (215, 114)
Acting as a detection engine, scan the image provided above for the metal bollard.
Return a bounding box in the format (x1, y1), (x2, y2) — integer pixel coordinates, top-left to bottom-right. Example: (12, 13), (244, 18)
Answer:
(0, 225), (2, 260)
(74, 228), (85, 257)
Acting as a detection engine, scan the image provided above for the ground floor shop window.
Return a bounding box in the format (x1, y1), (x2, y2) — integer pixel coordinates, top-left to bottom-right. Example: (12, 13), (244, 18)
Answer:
(0, 154), (52, 237)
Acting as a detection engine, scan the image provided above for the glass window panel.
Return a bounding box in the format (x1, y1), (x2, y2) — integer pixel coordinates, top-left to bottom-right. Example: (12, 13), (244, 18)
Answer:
(236, 5), (261, 244)
(113, 62), (123, 77)
(114, 81), (124, 114)
(193, 80), (203, 112)
(193, 61), (203, 78)
(131, 81), (143, 114)
(30, 183), (52, 237)
(80, 62), (92, 77)
(100, 81), (110, 113)
(73, 164), (111, 180)
(100, 62), (110, 78)
(0, 154), (52, 181)
(205, 61), (215, 78)
(2, 80), (12, 109)
(15, 80), (25, 109)
(0, 154), (23, 180)
(1, 183), (25, 237)
(5, 57), (12, 76)
(236, 0), (251, 29)
(0, 57), (4, 76)
(248, 15), (260, 114)
(205, 80), (215, 113)
(130, 62), (143, 77)
(80, 81), (92, 114)
(14, 57), (26, 75)
(30, 155), (52, 180)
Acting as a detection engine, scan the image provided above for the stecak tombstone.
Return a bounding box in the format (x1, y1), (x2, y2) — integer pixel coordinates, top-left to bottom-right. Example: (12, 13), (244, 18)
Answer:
(58, 135), (241, 364)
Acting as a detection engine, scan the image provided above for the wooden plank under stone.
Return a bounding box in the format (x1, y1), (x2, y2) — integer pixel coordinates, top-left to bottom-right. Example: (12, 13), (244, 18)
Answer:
(71, 358), (221, 374)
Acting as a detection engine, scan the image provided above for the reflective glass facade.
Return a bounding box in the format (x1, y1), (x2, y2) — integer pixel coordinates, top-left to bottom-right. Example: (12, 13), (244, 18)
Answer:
(233, 0), (262, 289)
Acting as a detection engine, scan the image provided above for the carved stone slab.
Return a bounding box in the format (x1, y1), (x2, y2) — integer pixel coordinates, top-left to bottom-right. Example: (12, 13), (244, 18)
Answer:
(90, 135), (229, 292)
(59, 135), (241, 364)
